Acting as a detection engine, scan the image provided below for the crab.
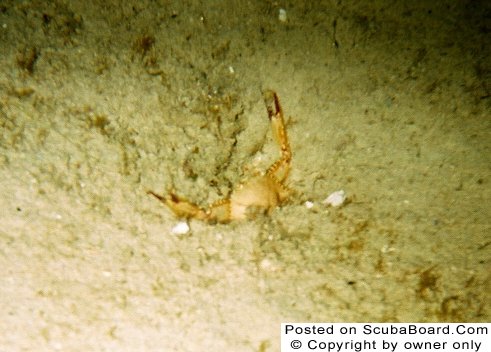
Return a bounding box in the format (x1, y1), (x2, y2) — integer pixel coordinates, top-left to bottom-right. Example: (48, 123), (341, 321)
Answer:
(147, 90), (292, 223)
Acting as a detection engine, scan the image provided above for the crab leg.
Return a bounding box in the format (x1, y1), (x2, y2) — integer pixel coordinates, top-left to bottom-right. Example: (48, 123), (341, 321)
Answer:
(263, 90), (291, 182)
(147, 191), (208, 220)
(206, 199), (233, 223)
(147, 190), (232, 223)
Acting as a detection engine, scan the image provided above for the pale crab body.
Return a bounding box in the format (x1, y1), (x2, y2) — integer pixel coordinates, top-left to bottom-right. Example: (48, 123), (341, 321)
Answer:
(227, 173), (290, 220)
(148, 90), (292, 223)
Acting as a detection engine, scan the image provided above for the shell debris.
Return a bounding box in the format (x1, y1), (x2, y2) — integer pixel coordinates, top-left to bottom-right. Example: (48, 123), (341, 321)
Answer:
(323, 190), (347, 207)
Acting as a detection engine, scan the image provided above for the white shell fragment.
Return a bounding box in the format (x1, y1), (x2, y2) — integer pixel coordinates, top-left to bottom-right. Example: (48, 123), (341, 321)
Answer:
(305, 200), (314, 209)
(278, 9), (287, 22)
(323, 190), (347, 207)
(171, 221), (190, 235)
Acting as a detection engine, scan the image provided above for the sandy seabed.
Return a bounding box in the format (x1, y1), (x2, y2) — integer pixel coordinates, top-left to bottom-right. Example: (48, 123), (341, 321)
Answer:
(1, 1), (489, 351)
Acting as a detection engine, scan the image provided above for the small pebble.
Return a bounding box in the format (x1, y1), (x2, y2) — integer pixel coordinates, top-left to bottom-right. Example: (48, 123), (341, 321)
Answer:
(171, 221), (190, 235)
(305, 200), (314, 209)
(278, 9), (287, 22)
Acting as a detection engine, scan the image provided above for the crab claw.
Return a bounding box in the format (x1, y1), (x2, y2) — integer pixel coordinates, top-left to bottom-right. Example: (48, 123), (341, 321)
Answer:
(147, 190), (207, 220)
